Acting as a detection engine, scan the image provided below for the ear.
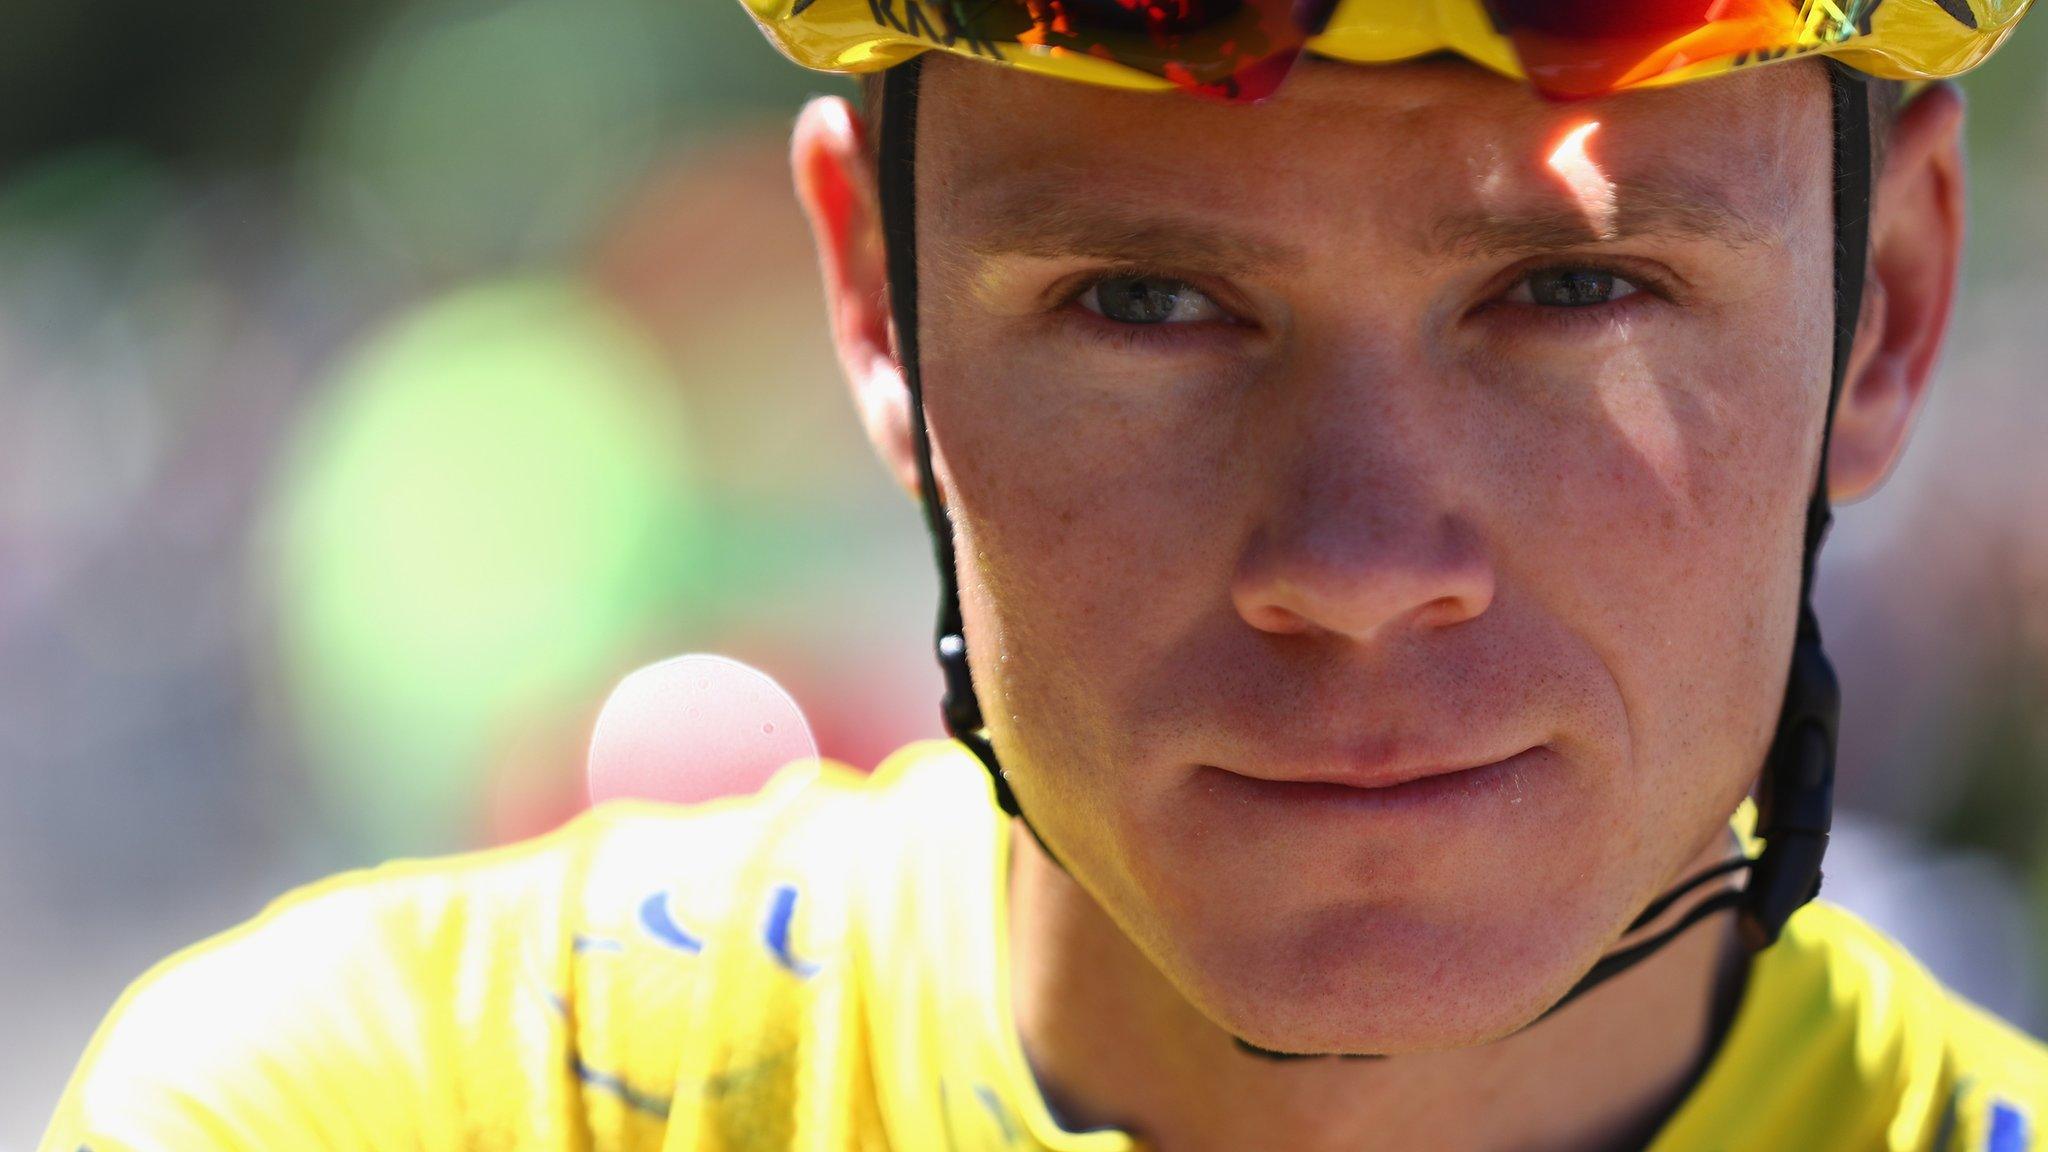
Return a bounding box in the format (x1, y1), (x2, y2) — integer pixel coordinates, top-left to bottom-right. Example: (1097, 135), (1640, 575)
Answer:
(1828, 82), (1966, 503)
(792, 95), (924, 502)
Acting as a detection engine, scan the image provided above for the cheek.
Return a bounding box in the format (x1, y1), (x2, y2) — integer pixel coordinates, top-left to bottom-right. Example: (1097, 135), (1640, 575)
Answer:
(927, 348), (1249, 707)
(919, 330), (1283, 905)
(1501, 322), (1827, 819)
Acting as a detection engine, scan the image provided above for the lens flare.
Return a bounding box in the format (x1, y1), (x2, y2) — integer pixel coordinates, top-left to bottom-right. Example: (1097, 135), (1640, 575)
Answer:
(1546, 118), (1617, 241)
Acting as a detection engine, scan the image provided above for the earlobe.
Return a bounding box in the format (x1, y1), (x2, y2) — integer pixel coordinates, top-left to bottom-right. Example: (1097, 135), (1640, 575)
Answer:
(1828, 277), (1913, 500)
(1828, 83), (1966, 503)
(791, 95), (924, 502)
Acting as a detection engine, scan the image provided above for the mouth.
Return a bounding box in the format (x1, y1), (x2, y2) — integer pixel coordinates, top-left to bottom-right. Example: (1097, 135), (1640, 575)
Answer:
(1198, 746), (1546, 814)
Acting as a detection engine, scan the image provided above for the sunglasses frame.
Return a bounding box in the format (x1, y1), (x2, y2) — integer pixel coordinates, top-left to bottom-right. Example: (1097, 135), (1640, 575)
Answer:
(750, 0), (2028, 103)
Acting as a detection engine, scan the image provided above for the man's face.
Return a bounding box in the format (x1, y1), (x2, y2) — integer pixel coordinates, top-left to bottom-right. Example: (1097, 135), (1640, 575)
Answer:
(913, 55), (1835, 1053)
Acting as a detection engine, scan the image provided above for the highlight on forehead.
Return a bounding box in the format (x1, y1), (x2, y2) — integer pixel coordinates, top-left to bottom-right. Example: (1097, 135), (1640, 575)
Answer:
(1547, 119), (1619, 241)
(1425, 167), (1778, 260)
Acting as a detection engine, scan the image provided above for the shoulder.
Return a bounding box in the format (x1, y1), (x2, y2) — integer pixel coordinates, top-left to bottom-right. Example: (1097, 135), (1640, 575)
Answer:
(562, 742), (1001, 1140)
(43, 742), (988, 1150)
(1685, 900), (2046, 1151)
(1788, 902), (2048, 1086)
(42, 811), (603, 1149)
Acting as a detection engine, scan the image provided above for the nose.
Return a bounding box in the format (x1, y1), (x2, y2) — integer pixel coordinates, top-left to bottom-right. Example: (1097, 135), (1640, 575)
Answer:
(1230, 452), (1496, 643)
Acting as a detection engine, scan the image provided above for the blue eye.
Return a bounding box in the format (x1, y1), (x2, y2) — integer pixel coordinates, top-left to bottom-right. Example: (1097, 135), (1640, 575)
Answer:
(1079, 275), (1227, 325)
(1510, 268), (1641, 308)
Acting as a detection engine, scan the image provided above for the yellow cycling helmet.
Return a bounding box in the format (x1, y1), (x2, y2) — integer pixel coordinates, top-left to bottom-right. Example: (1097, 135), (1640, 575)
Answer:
(744, 0), (2029, 102)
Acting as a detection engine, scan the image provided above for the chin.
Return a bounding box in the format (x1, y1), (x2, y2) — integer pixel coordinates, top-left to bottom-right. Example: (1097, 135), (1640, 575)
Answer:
(1164, 907), (1594, 1056)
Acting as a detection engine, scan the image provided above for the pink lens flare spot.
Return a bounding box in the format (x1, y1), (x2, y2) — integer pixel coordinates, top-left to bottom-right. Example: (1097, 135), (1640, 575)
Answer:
(587, 654), (821, 808)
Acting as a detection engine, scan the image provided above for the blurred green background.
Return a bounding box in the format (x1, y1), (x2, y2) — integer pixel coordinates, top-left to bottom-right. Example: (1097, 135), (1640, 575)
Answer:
(1, 3), (2044, 1144)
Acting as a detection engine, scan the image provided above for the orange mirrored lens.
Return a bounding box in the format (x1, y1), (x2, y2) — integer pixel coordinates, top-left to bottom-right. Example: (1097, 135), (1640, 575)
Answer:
(1484, 0), (1817, 99)
(919, 0), (1318, 101)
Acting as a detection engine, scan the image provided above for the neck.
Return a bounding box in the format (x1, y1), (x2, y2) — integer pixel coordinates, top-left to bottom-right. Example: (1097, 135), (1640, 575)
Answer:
(1007, 829), (1749, 1152)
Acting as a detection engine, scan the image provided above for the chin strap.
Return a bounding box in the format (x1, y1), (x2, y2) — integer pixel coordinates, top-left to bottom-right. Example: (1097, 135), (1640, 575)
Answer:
(877, 60), (973, 784)
(880, 60), (1066, 870)
(1736, 60), (1867, 953)
(877, 57), (1870, 1059)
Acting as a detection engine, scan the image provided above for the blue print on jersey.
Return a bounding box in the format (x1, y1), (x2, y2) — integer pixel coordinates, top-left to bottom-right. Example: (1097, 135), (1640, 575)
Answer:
(574, 1054), (672, 1118)
(639, 891), (705, 953)
(1989, 1100), (2030, 1152)
(763, 883), (822, 977)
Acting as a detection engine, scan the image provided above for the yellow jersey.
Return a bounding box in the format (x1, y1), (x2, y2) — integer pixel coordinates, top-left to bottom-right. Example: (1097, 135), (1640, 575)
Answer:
(41, 740), (2048, 1151)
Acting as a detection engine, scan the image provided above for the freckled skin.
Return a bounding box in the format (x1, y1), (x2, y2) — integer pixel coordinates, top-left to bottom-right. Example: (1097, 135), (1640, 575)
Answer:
(913, 55), (1835, 1054)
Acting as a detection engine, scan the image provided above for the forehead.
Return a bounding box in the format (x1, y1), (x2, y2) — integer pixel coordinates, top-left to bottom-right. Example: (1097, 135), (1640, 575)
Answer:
(917, 54), (1830, 260)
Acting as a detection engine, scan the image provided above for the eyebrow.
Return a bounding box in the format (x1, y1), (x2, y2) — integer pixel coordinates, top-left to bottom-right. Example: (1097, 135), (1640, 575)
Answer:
(953, 190), (1309, 277)
(1424, 175), (1779, 260)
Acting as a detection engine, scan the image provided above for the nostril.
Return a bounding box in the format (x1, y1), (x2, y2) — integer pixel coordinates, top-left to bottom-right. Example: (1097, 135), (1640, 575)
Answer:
(1238, 596), (1318, 636)
(1413, 583), (1494, 631)
(1230, 518), (1496, 642)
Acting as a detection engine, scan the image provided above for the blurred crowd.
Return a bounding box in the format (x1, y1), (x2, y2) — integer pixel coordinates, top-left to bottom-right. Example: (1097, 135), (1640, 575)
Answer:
(1, 3), (2043, 1145)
